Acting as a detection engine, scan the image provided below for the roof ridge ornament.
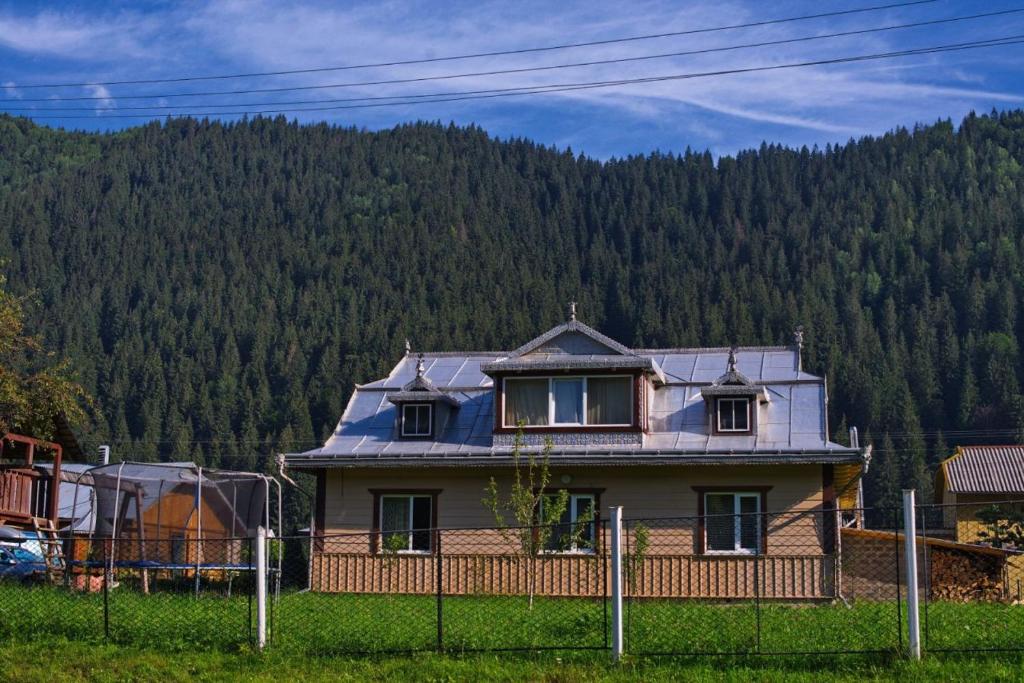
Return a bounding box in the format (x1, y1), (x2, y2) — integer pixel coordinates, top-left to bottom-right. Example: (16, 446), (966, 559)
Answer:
(569, 300), (577, 322)
(727, 346), (738, 374)
(405, 339), (411, 356)
(793, 325), (805, 373)
(416, 353), (425, 379)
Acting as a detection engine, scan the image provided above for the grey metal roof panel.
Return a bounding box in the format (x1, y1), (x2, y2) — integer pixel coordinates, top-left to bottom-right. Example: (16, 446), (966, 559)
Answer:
(944, 446), (1024, 494)
(309, 339), (838, 463)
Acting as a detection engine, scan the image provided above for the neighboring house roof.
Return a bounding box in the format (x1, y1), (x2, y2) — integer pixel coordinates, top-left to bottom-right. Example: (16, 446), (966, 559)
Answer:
(936, 445), (1024, 500)
(286, 319), (862, 469)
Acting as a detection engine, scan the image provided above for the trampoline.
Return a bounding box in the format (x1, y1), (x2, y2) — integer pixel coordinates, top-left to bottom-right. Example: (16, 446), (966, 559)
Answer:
(62, 462), (282, 596)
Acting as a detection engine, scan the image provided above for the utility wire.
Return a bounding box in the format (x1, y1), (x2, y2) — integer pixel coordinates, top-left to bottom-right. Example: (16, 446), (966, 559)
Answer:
(6, 0), (940, 90)
(16, 35), (1024, 120)
(7, 7), (1019, 112)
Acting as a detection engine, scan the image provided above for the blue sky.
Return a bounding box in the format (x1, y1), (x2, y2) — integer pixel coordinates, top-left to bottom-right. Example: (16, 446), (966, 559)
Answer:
(1, 0), (1022, 158)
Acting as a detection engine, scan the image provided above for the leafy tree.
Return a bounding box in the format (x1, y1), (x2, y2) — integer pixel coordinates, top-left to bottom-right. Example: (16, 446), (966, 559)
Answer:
(483, 428), (592, 609)
(0, 271), (90, 439)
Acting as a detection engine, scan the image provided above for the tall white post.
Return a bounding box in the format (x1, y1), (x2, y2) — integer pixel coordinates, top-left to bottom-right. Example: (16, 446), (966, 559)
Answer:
(902, 489), (921, 660)
(256, 525), (267, 650)
(609, 505), (624, 662)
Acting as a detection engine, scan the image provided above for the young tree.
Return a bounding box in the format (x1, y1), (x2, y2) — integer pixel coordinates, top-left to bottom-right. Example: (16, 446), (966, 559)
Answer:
(482, 428), (592, 609)
(0, 272), (90, 439)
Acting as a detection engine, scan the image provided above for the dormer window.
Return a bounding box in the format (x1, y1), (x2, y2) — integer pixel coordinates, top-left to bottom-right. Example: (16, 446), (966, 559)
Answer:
(716, 398), (751, 433)
(401, 403), (433, 437)
(504, 376), (632, 427)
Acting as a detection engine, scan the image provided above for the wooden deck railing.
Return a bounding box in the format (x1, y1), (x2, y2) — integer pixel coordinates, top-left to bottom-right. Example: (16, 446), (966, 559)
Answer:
(310, 552), (835, 599)
(0, 468), (38, 522)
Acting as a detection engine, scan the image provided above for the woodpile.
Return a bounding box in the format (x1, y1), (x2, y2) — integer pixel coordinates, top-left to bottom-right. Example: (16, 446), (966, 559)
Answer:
(928, 548), (1004, 602)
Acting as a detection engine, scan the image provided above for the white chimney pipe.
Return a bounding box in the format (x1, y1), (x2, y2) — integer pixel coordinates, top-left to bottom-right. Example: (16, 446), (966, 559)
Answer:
(98, 445), (110, 465)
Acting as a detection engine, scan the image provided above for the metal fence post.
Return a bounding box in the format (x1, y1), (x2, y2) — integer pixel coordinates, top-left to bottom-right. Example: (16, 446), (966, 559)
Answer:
(256, 525), (267, 651)
(902, 490), (921, 660)
(102, 539), (110, 641)
(610, 505), (624, 662)
(436, 529), (443, 653)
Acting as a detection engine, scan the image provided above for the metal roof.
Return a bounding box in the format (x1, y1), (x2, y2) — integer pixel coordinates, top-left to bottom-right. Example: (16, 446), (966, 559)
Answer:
(940, 446), (1024, 495)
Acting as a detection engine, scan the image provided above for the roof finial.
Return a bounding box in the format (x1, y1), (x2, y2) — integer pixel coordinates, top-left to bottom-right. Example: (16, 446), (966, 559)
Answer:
(569, 300), (577, 322)
(405, 338), (411, 356)
(415, 352), (425, 378)
(727, 346), (738, 374)
(793, 325), (805, 350)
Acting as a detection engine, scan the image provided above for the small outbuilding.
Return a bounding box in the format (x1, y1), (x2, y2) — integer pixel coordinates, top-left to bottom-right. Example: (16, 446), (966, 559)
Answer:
(935, 445), (1024, 543)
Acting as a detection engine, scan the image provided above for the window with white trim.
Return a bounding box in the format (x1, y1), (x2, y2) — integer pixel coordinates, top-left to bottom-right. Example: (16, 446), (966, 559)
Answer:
(401, 403), (433, 437)
(380, 495), (432, 552)
(503, 376), (632, 427)
(705, 492), (761, 553)
(541, 493), (596, 553)
(716, 397), (751, 433)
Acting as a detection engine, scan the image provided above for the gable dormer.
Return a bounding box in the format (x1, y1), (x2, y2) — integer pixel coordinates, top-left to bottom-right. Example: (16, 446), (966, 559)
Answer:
(481, 308), (664, 445)
(387, 354), (459, 439)
(700, 348), (769, 436)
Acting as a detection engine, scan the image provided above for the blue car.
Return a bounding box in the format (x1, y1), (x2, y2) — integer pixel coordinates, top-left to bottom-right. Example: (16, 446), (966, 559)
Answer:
(0, 545), (47, 582)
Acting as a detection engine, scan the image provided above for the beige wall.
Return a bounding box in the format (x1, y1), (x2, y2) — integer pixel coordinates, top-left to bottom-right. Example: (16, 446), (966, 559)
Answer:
(319, 464), (826, 555)
(950, 493), (1024, 543)
(323, 463), (823, 531)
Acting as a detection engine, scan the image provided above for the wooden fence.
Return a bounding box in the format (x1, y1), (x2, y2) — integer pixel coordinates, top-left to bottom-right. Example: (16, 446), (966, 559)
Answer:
(309, 552), (835, 599)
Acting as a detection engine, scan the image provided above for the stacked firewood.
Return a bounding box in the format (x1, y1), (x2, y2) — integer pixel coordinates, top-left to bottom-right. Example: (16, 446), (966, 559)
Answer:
(928, 548), (1004, 602)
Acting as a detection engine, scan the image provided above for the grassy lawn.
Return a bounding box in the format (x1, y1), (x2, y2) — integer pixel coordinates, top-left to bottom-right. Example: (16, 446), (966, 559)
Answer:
(2, 581), (1024, 666)
(3, 639), (1024, 682)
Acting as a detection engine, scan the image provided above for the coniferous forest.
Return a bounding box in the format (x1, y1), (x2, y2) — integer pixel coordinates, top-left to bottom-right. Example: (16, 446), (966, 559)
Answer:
(2, 110), (1024, 515)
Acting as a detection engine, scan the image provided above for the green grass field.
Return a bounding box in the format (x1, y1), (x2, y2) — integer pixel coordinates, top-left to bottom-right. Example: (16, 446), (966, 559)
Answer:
(2, 581), (1023, 668)
(3, 639), (1024, 682)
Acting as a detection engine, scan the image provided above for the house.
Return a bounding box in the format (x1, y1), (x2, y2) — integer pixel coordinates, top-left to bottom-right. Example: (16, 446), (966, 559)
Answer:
(284, 312), (871, 598)
(935, 445), (1024, 543)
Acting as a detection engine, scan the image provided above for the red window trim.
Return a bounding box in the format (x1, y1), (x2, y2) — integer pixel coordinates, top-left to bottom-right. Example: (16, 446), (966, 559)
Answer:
(534, 487), (605, 553)
(711, 397), (754, 436)
(493, 372), (643, 433)
(692, 486), (771, 554)
(369, 488), (442, 554)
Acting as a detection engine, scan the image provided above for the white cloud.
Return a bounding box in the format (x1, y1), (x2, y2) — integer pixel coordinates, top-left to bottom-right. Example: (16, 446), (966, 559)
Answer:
(0, 9), (157, 60)
(1, 0), (1022, 152)
(88, 84), (115, 113)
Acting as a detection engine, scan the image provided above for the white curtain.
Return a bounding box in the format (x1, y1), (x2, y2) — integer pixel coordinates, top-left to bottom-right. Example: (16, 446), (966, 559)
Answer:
(587, 377), (630, 424)
(505, 379), (549, 425)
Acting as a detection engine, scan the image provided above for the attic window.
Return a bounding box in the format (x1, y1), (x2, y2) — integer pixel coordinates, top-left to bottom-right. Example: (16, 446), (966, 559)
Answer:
(504, 376), (632, 427)
(401, 403), (433, 437)
(716, 398), (750, 433)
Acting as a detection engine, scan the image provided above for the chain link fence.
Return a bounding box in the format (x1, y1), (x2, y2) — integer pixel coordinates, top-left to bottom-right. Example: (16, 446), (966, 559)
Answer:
(274, 522), (609, 654)
(916, 498), (1024, 654)
(2, 501), (1024, 657)
(623, 507), (906, 656)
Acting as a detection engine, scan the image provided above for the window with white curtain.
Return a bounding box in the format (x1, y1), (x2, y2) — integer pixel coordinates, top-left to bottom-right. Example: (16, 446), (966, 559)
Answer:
(503, 376), (632, 427)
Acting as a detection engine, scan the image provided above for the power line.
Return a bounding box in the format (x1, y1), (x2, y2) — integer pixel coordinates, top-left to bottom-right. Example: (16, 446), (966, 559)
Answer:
(6, 0), (940, 90)
(15, 34), (1024, 120)
(8, 7), (1019, 112)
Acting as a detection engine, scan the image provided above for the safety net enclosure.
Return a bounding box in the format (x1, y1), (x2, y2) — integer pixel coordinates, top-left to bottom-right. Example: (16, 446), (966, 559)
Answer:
(66, 462), (281, 572)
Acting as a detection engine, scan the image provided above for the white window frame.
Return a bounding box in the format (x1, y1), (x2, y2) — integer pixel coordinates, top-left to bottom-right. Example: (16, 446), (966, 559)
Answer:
(540, 493), (597, 554)
(503, 375), (633, 428)
(704, 491), (761, 555)
(401, 403), (433, 437)
(379, 494), (433, 553)
(716, 397), (751, 433)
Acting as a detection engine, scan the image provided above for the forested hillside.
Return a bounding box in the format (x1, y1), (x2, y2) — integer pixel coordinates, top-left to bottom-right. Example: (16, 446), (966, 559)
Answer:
(2, 111), (1023, 512)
